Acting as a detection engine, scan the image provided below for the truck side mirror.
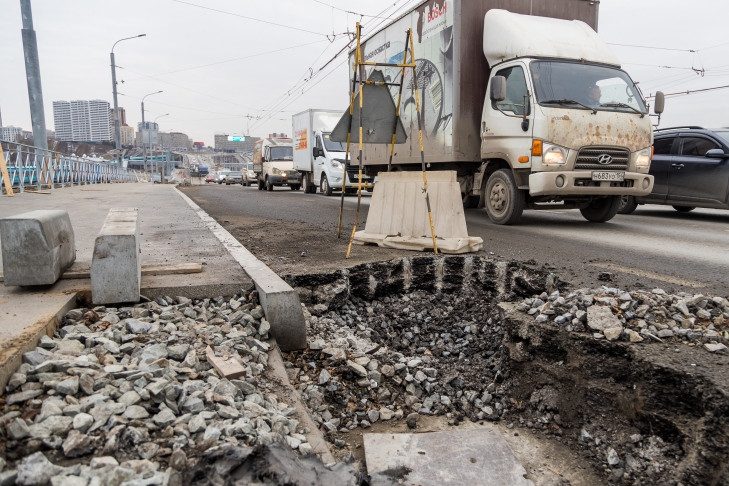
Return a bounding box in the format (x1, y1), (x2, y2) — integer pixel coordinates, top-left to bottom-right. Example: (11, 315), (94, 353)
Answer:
(490, 76), (506, 101)
(653, 91), (665, 114)
(312, 147), (322, 158)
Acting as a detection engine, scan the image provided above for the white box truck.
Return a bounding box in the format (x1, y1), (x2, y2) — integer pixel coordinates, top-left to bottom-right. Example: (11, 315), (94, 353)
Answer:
(252, 136), (301, 191)
(293, 109), (375, 196)
(352, 1), (664, 224)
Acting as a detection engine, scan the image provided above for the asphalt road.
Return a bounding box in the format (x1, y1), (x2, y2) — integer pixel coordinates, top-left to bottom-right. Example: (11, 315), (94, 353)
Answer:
(182, 183), (729, 297)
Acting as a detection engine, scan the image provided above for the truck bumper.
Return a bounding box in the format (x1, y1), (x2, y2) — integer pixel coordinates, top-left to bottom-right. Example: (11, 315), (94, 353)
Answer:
(269, 175), (302, 185)
(528, 171), (654, 198)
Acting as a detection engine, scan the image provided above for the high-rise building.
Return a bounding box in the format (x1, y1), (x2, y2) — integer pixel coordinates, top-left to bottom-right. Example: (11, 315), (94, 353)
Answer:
(120, 125), (135, 147)
(0, 126), (23, 142)
(53, 100), (112, 143)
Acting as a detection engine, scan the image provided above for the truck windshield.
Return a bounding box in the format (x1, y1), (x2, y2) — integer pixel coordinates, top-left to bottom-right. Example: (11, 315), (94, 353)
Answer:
(269, 146), (293, 161)
(323, 133), (346, 152)
(530, 61), (647, 114)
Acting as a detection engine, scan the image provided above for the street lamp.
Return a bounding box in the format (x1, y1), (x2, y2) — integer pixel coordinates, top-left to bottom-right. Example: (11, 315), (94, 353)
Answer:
(150, 113), (169, 174)
(110, 34), (145, 165)
(141, 90), (163, 172)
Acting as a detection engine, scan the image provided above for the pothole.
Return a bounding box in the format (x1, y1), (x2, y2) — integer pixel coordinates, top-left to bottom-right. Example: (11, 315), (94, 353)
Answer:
(283, 255), (729, 485)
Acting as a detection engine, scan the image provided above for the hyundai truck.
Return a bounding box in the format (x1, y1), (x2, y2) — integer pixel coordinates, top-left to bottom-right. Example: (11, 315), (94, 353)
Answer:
(352, 0), (664, 224)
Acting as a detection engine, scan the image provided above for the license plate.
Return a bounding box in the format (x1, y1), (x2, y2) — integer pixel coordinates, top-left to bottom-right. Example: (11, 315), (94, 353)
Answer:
(592, 171), (624, 182)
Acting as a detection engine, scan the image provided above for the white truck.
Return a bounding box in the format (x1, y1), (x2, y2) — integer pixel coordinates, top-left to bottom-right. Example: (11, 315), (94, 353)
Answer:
(352, 1), (664, 224)
(252, 136), (301, 191)
(293, 109), (375, 195)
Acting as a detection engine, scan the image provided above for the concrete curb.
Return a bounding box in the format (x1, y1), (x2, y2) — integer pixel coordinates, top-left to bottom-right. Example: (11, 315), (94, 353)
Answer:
(174, 188), (307, 351)
(266, 340), (335, 464)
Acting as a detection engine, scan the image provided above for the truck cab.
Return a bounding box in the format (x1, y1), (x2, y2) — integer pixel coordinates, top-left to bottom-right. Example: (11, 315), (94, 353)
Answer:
(253, 137), (301, 191)
(311, 131), (374, 195)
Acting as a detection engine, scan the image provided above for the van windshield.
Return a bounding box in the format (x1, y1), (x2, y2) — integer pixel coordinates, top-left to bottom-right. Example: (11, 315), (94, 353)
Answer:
(323, 133), (346, 152)
(530, 61), (647, 114)
(270, 146), (293, 161)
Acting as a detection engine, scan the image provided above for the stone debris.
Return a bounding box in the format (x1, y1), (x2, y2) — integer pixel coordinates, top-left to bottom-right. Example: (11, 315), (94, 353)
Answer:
(516, 287), (729, 350)
(0, 290), (322, 485)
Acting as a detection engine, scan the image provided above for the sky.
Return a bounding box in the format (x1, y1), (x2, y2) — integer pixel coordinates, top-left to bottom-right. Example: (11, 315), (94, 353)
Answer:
(1, 0), (728, 147)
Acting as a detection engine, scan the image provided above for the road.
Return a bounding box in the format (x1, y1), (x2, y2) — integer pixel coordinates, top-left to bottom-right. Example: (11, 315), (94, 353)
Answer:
(181, 183), (729, 297)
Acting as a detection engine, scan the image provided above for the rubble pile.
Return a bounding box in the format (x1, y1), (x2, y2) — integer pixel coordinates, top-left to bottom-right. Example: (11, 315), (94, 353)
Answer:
(0, 292), (316, 485)
(517, 286), (729, 350)
(287, 290), (511, 439)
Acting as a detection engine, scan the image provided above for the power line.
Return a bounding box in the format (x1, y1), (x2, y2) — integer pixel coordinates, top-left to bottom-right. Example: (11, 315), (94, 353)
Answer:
(608, 42), (696, 53)
(309, 0), (402, 20)
(646, 84), (729, 98)
(171, 0), (328, 36)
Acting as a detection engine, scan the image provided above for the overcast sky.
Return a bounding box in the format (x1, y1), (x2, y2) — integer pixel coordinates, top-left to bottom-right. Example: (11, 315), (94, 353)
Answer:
(1, 0), (727, 146)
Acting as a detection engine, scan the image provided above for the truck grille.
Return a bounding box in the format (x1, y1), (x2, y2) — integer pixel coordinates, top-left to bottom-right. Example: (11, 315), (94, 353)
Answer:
(574, 146), (629, 171)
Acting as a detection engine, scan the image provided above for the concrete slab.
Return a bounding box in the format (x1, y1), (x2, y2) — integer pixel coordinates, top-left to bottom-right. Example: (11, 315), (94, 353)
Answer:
(0, 184), (252, 391)
(364, 428), (533, 486)
(91, 208), (141, 304)
(354, 171), (483, 254)
(0, 209), (75, 286)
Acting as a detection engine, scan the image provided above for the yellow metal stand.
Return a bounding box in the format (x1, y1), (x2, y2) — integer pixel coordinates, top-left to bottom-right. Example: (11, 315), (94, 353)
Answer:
(342, 24), (438, 258)
(0, 148), (14, 197)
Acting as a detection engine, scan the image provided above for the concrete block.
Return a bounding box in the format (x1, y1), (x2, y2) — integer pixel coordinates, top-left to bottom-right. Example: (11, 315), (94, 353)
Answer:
(248, 260), (307, 351)
(0, 209), (76, 286)
(354, 171), (483, 253)
(91, 208), (140, 304)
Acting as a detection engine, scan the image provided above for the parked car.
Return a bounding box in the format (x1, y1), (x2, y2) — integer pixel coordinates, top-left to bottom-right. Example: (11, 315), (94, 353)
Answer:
(619, 126), (729, 214)
(224, 171), (243, 185)
(205, 174), (215, 183)
(242, 162), (257, 187)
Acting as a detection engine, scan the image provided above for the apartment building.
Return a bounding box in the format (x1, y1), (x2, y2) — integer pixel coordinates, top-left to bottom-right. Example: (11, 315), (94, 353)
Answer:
(53, 100), (112, 143)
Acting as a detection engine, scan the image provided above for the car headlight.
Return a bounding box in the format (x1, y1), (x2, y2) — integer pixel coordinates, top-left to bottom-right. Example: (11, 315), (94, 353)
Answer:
(635, 147), (652, 169)
(272, 167), (281, 174)
(542, 144), (568, 165)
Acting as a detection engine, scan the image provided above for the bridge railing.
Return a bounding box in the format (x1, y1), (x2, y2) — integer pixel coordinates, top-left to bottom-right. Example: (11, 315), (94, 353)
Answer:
(1, 141), (137, 193)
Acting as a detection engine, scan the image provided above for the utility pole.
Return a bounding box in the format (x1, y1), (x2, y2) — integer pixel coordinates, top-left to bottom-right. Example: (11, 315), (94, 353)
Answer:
(111, 34), (145, 166)
(20, 0), (47, 152)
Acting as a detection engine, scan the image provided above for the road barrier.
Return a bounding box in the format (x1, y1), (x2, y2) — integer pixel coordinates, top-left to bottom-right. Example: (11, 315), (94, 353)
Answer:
(1, 141), (137, 194)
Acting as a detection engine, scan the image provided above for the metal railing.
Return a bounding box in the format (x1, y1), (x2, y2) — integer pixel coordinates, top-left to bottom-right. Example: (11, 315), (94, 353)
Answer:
(1, 140), (138, 193)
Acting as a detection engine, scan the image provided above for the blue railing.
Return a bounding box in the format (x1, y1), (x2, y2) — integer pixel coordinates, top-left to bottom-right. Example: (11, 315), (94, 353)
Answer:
(1, 141), (138, 193)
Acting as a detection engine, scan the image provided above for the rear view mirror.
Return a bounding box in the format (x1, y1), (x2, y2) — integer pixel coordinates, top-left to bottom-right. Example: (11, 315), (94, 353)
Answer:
(490, 76), (506, 101)
(312, 147), (323, 158)
(653, 91), (665, 114)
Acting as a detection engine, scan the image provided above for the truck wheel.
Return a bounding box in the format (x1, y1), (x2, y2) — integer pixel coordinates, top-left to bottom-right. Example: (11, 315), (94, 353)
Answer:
(580, 196), (621, 222)
(258, 179), (264, 191)
(618, 195), (638, 214)
(485, 169), (524, 225)
(266, 178), (274, 191)
(291, 184), (300, 191)
(672, 205), (695, 213)
(321, 174), (333, 196)
(463, 194), (479, 208)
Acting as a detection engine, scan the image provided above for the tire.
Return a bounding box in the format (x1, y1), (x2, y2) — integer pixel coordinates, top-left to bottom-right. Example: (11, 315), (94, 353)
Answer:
(463, 194), (479, 208)
(580, 196), (621, 222)
(673, 205), (696, 213)
(258, 179), (264, 191)
(290, 184), (300, 191)
(485, 169), (525, 225)
(266, 178), (274, 191)
(618, 195), (638, 214)
(321, 174), (333, 196)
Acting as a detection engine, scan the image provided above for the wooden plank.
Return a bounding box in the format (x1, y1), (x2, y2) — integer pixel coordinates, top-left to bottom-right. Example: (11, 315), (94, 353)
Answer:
(206, 345), (246, 379)
(0, 262), (203, 282)
(0, 148), (15, 197)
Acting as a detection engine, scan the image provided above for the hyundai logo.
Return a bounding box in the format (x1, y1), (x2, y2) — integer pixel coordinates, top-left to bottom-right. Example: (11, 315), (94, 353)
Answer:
(597, 154), (613, 165)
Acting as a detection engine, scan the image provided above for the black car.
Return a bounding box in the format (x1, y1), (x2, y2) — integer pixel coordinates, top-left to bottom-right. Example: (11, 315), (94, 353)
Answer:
(619, 126), (729, 214)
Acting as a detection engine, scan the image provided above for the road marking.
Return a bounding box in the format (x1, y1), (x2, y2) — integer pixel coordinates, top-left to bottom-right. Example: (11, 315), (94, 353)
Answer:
(590, 262), (706, 288)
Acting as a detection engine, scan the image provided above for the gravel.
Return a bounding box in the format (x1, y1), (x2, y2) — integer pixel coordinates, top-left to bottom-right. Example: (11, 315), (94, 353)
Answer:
(1, 290), (321, 485)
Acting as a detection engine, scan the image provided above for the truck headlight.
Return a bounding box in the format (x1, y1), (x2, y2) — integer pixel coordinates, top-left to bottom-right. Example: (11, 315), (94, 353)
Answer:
(330, 160), (342, 169)
(272, 167), (281, 174)
(543, 144), (568, 165)
(635, 147), (652, 169)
